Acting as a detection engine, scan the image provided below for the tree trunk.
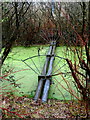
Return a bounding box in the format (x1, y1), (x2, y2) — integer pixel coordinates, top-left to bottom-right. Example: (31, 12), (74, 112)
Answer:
(88, 1), (90, 46)
(1, 3), (19, 65)
(82, 2), (86, 38)
(2, 36), (15, 65)
(15, 3), (19, 30)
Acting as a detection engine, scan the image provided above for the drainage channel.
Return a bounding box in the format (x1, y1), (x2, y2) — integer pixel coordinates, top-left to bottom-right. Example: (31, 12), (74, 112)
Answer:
(34, 41), (56, 102)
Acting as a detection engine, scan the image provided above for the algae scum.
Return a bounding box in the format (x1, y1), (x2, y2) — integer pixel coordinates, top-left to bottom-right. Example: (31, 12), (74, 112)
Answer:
(2, 46), (80, 100)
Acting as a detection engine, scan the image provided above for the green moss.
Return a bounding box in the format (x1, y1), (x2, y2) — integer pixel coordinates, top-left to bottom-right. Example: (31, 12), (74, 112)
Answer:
(2, 46), (82, 100)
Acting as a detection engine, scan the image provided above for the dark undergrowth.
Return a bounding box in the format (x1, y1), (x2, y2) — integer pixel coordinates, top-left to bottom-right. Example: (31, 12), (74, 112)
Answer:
(1, 92), (90, 119)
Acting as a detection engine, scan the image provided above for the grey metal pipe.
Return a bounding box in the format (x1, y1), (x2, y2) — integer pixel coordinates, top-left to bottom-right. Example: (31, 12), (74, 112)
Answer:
(34, 56), (50, 101)
(41, 79), (50, 102)
(42, 57), (50, 75)
(47, 57), (55, 76)
(47, 45), (53, 56)
(41, 41), (56, 102)
(34, 78), (44, 101)
(41, 57), (55, 102)
(34, 43), (53, 101)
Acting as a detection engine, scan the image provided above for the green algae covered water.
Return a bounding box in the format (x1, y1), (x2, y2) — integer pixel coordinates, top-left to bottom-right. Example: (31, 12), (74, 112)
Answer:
(1, 46), (82, 100)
